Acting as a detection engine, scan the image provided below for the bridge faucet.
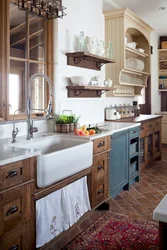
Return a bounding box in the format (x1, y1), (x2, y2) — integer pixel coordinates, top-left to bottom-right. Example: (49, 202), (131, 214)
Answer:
(27, 73), (53, 140)
(12, 109), (25, 143)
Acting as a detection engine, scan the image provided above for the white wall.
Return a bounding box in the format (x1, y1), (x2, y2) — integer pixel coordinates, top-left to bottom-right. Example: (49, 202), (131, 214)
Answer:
(53, 0), (136, 125)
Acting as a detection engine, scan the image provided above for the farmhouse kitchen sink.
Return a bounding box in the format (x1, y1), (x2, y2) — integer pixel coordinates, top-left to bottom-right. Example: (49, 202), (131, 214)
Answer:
(13, 135), (93, 188)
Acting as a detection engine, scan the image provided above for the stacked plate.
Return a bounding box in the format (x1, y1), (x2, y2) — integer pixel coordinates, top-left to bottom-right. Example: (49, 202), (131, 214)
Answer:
(126, 57), (144, 71)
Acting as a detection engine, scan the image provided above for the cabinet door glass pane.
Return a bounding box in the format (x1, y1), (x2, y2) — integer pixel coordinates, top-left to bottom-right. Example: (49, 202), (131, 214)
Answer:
(29, 63), (47, 111)
(140, 138), (145, 164)
(10, 2), (27, 59)
(9, 60), (25, 114)
(148, 134), (153, 159)
(29, 18), (45, 61)
(155, 131), (160, 154)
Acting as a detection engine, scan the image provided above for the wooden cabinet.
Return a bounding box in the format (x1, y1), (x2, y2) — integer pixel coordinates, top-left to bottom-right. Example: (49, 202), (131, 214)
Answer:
(0, 0), (53, 121)
(90, 136), (111, 209)
(104, 9), (153, 97)
(0, 158), (35, 249)
(139, 118), (162, 168)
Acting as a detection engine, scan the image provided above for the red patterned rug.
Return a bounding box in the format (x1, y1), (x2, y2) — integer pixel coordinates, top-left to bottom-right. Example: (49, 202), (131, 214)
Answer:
(62, 211), (159, 250)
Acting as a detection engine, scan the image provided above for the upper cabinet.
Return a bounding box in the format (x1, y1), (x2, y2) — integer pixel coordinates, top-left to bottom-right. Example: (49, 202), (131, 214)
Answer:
(0, 0), (53, 121)
(104, 8), (153, 97)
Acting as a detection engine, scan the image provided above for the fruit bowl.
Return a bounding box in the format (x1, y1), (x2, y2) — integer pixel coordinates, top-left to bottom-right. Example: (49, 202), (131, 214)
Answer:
(74, 125), (102, 136)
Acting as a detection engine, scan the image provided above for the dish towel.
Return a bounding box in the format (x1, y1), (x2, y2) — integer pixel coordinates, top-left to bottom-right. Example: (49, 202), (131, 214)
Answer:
(36, 176), (91, 248)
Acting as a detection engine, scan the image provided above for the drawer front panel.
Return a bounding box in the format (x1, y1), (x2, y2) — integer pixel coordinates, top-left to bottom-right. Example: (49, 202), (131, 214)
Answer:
(0, 184), (31, 235)
(154, 119), (161, 129)
(140, 125), (146, 138)
(93, 153), (108, 180)
(95, 177), (108, 206)
(145, 121), (154, 132)
(0, 222), (34, 250)
(129, 127), (140, 139)
(0, 159), (31, 191)
(93, 137), (108, 155)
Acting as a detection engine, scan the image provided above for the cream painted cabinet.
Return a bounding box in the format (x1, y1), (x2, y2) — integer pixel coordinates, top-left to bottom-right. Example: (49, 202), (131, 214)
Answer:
(104, 8), (153, 97)
(161, 115), (167, 144)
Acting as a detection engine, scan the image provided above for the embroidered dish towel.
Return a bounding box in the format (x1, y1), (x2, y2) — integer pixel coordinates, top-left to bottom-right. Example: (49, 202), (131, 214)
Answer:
(36, 176), (91, 248)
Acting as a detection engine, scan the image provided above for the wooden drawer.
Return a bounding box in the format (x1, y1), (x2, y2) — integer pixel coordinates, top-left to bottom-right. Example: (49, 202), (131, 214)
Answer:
(154, 119), (161, 132)
(0, 184), (32, 236)
(145, 121), (154, 132)
(0, 159), (33, 191)
(93, 176), (108, 207)
(129, 127), (140, 139)
(93, 136), (109, 155)
(92, 152), (108, 181)
(0, 221), (34, 250)
(140, 124), (146, 138)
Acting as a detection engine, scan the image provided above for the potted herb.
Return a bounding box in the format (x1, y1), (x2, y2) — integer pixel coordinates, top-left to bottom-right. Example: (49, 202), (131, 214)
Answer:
(54, 115), (62, 132)
(59, 115), (70, 133)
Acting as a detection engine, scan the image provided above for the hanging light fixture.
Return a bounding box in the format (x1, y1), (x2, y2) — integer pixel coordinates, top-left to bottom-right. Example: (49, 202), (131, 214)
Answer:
(14, 0), (67, 20)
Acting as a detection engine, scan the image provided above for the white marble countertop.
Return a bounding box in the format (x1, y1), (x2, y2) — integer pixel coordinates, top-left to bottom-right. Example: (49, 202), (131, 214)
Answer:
(0, 122), (141, 166)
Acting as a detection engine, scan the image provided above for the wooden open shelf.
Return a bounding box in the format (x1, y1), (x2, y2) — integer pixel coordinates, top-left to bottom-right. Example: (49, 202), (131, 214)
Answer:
(66, 52), (115, 71)
(124, 67), (149, 75)
(125, 46), (149, 57)
(66, 85), (112, 98)
(120, 82), (144, 87)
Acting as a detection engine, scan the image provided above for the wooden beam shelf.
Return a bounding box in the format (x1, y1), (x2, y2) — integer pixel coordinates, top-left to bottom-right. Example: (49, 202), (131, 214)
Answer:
(66, 52), (115, 71)
(66, 86), (112, 98)
(125, 46), (149, 57)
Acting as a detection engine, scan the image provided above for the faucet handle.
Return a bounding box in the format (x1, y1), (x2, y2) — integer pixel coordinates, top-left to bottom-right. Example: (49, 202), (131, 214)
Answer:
(12, 127), (19, 136)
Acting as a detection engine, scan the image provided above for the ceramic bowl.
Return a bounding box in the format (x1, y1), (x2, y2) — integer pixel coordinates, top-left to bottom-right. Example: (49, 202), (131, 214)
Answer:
(70, 76), (91, 86)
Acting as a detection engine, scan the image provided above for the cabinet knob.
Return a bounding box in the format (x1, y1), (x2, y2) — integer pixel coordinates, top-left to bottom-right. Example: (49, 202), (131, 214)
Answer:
(8, 245), (18, 250)
(6, 170), (18, 178)
(97, 189), (103, 195)
(97, 165), (103, 171)
(97, 141), (105, 148)
(6, 206), (18, 216)
(132, 130), (137, 134)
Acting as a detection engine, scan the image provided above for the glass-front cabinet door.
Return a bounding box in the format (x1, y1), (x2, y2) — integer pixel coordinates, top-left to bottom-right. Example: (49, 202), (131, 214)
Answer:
(0, 0), (53, 121)
(146, 131), (154, 165)
(140, 137), (145, 167)
(154, 130), (161, 158)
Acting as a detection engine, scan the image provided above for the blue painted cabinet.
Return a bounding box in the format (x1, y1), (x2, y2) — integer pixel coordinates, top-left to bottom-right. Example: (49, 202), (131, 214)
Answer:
(109, 130), (129, 198)
(109, 127), (140, 198)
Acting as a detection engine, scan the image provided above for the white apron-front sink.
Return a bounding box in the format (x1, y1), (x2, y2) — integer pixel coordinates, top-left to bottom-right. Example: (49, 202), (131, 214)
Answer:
(13, 135), (93, 188)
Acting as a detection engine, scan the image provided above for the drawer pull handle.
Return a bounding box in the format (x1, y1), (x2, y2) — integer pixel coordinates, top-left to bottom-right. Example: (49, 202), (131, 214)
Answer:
(98, 141), (105, 148)
(7, 170), (18, 178)
(6, 206), (18, 216)
(97, 189), (103, 195)
(149, 124), (153, 128)
(132, 130), (137, 134)
(97, 165), (103, 171)
(9, 245), (18, 250)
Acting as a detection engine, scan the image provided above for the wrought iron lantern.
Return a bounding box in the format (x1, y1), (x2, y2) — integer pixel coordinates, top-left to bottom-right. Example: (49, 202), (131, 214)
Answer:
(14, 0), (67, 20)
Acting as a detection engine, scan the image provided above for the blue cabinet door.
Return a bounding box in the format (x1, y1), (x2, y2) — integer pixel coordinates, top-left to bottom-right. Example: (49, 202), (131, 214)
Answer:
(109, 130), (129, 198)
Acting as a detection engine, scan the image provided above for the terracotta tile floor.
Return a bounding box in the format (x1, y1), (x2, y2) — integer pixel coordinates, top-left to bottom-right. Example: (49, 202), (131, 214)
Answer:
(57, 147), (167, 249)
(109, 147), (167, 223)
